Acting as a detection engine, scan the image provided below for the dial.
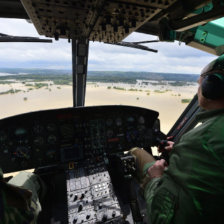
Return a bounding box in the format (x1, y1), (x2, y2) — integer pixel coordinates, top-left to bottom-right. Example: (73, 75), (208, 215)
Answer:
(47, 123), (57, 132)
(46, 149), (57, 160)
(15, 128), (27, 136)
(60, 124), (74, 139)
(106, 119), (113, 127)
(47, 135), (57, 144)
(126, 129), (138, 142)
(127, 116), (135, 123)
(138, 125), (145, 131)
(138, 116), (145, 124)
(0, 131), (7, 143)
(33, 124), (44, 134)
(115, 118), (122, 126)
(14, 146), (30, 159)
(2, 145), (9, 154)
(107, 129), (113, 138)
(33, 136), (44, 145)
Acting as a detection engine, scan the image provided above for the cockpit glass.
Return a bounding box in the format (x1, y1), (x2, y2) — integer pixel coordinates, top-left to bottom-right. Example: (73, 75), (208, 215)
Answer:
(0, 19), (215, 134)
(0, 19), (73, 119)
(85, 79), (198, 134)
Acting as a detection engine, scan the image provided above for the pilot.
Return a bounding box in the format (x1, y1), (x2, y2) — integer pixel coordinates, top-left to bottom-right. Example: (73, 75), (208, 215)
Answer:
(131, 54), (224, 224)
(0, 169), (45, 224)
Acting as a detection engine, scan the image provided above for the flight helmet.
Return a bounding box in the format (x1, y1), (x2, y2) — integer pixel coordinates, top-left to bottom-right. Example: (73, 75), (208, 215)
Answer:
(201, 54), (224, 100)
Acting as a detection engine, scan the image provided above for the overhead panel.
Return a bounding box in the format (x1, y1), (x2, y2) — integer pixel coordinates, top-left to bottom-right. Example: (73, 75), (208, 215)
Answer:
(20, 0), (176, 43)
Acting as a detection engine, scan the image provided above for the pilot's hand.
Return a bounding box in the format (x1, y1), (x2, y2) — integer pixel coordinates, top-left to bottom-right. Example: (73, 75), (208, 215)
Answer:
(147, 159), (167, 179)
(164, 141), (174, 151)
(158, 136), (174, 152)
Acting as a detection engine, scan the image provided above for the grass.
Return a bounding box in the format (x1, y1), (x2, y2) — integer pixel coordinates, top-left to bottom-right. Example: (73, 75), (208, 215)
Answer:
(34, 83), (48, 89)
(25, 83), (34, 87)
(25, 83), (48, 89)
(0, 89), (22, 95)
(113, 86), (126, 90)
(181, 99), (192, 103)
(0, 81), (14, 85)
(53, 80), (71, 85)
(154, 90), (166, 93)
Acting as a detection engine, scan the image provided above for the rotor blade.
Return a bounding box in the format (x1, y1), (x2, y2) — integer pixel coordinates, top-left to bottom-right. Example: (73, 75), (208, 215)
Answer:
(106, 41), (158, 53)
(0, 33), (52, 43)
(130, 40), (160, 44)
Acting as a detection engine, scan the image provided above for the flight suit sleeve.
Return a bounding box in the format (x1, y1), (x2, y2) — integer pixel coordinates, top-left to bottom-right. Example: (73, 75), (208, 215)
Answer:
(0, 169), (36, 224)
(143, 163), (178, 224)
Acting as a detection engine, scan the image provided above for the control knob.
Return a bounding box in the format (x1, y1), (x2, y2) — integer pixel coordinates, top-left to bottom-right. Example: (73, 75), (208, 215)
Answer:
(102, 214), (108, 222)
(78, 204), (83, 212)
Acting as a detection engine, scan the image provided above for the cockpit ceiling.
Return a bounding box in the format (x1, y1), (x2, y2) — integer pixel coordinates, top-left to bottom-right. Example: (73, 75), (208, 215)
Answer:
(20, 0), (176, 43)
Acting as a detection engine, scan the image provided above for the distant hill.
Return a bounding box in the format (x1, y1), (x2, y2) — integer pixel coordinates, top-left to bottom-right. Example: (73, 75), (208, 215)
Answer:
(0, 68), (71, 76)
(88, 71), (199, 83)
(0, 68), (199, 83)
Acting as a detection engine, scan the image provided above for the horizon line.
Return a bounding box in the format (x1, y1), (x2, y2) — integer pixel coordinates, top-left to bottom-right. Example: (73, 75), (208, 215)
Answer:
(0, 68), (199, 75)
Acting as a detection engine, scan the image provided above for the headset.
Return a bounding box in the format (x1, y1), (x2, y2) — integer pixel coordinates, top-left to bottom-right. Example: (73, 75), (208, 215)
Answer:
(201, 72), (224, 100)
(200, 54), (224, 100)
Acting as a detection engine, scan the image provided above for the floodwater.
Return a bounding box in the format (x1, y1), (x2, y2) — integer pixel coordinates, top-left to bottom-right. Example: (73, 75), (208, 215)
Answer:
(0, 82), (198, 134)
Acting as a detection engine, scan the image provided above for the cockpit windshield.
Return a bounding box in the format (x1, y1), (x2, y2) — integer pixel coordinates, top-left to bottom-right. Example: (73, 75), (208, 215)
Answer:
(0, 19), (216, 133)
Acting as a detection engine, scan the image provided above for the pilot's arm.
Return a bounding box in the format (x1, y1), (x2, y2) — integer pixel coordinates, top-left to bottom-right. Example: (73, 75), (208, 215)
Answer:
(0, 169), (45, 224)
(130, 147), (179, 224)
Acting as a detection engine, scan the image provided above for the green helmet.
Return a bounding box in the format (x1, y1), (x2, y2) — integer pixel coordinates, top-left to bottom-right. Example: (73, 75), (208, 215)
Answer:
(201, 54), (224, 79)
(201, 54), (224, 99)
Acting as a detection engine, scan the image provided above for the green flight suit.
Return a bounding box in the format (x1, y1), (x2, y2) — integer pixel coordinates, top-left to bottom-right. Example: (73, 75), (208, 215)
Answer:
(144, 109), (224, 224)
(0, 170), (43, 224)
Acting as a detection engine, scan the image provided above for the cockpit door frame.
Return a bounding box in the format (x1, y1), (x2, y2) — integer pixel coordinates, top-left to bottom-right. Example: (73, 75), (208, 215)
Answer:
(72, 39), (89, 107)
(167, 95), (202, 142)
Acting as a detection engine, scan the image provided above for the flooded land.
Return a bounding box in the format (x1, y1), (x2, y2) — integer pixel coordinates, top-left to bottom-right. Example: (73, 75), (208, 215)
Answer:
(0, 80), (198, 133)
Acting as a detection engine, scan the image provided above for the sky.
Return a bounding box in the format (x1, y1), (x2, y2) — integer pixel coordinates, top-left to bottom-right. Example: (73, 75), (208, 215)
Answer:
(0, 18), (216, 74)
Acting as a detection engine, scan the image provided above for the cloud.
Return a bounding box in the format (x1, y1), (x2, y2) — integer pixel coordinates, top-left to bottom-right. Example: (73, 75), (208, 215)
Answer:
(88, 40), (215, 73)
(0, 18), (217, 73)
(0, 18), (39, 36)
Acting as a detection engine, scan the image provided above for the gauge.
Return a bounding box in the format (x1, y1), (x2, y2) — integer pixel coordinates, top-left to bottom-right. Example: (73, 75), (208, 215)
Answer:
(138, 116), (145, 124)
(60, 124), (74, 138)
(15, 128), (27, 136)
(106, 118), (113, 126)
(2, 145), (9, 154)
(33, 136), (44, 145)
(107, 129), (113, 138)
(47, 123), (57, 132)
(34, 147), (41, 152)
(127, 116), (135, 122)
(115, 118), (122, 126)
(47, 135), (57, 144)
(17, 138), (28, 145)
(126, 130), (138, 142)
(138, 125), (145, 131)
(33, 124), (44, 134)
(14, 146), (30, 159)
(0, 131), (7, 142)
(46, 149), (57, 160)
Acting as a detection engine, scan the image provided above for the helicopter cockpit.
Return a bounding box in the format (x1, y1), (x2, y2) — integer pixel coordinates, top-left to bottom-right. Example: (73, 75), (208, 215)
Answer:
(0, 0), (224, 223)
(0, 105), (161, 223)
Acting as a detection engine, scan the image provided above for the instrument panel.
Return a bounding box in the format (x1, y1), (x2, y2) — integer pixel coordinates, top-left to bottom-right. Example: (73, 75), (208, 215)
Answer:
(0, 105), (159, 173)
